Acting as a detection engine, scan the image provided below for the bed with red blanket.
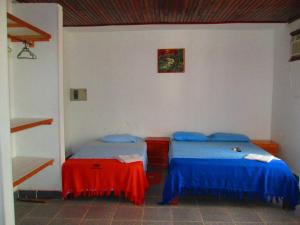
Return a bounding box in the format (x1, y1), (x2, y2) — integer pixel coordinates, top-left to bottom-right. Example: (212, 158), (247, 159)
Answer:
(62, 140), (149, 205)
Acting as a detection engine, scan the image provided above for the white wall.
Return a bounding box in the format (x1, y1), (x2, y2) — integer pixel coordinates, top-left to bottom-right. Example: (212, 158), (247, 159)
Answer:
(10, 3), (64, 190)
(0, 0), (15, 224)
(271, 20), (300, 175)
(64, 24), (278, 150)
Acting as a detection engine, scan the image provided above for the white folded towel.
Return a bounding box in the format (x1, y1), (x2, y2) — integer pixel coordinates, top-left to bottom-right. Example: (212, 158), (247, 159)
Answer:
(115, 154), (143, 163)
(244, 153), (279, 163)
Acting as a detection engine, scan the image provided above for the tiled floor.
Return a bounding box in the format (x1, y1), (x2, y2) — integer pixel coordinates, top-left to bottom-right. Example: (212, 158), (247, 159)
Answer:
(15, 170), (300, 225)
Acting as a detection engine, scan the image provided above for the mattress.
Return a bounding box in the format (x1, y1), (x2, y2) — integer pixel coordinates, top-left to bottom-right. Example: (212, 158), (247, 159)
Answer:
(71, 141), (148, 170)
(170, 141), (271, 160)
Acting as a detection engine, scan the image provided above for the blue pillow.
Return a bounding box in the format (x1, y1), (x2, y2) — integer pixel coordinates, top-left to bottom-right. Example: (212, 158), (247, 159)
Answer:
(208, 132), (250, 142)
(100, 134), (143, 143)
(173, 131), (209, 142)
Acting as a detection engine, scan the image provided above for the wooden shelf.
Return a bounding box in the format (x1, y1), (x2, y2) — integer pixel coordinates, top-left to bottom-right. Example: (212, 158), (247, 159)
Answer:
(11, 118), (53, 133)
(7, 13), (51, 46)
(12, 156), (54, 187)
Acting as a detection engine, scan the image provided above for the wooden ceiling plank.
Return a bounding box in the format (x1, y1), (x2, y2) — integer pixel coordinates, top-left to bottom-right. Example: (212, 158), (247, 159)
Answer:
(262, 0), (289, 21)
(90, 0), (114, 25)
(17, 0), (300, 26)
(78, 0), (104, 23)
(63, 0), (91, 25)
(120, 0), (135, 24)
(141, 0), (150, 24)
(167, 0), (173, 23)
(104, 0), (123, 24)
(231, 0), (257, 21)
(248, 0), (274, 21)
(185, 0), (199, 23)
(203, 0), (219, 22)
(109, 0), (128, 24)
(65, 0), (89, 25)
(76, 0), (100, 25)
(220, 0), (244, 22)
(134, 0), (142, 24)
(180, 0), (191, 23)
(191, 0), (205, 22)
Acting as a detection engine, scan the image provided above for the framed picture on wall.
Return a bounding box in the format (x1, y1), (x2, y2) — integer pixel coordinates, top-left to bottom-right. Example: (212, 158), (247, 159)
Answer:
(290, 29), (300, 62)
(157, 48), (185, 73)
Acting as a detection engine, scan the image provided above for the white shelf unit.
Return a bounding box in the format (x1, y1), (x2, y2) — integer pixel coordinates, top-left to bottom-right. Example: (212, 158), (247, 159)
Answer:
(8, 4), (65, 192)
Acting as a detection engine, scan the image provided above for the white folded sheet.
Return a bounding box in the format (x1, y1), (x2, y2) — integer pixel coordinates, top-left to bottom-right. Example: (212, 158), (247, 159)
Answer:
(244, 153), (279, 163)
(115, 154), (143, 163)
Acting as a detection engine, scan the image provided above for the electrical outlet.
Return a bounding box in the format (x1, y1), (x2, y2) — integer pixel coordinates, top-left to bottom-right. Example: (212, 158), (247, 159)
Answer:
(70, 89), (87, 101)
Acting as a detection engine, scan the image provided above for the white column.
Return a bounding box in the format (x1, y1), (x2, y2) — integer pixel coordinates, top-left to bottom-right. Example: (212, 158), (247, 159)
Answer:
(0, 1), (15, 225)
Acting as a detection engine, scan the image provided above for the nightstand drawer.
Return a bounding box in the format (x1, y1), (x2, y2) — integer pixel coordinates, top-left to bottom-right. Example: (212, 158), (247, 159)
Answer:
(147, 143), (169, 149)
(148, 157), (168, 167)
(147, 146), (168, 154)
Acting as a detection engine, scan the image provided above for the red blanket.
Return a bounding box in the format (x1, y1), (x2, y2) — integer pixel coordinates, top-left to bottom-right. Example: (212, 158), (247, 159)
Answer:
(62, 159), (149, 205)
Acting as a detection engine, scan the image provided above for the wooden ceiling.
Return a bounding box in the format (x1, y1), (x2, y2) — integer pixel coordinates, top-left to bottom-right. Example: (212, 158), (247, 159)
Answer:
(17, 0), (300, 27)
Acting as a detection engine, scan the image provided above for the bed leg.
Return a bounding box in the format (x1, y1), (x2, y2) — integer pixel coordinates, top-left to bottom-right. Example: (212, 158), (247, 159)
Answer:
(170, 197), (179, 205)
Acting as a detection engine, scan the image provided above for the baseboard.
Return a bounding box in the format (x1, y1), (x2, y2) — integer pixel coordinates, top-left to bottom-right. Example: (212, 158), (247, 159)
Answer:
(14, 190), (62, 200)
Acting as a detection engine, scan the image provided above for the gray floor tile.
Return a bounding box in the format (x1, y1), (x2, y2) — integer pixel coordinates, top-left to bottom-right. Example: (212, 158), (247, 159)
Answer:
(173, 222), (204, 225)
(143, 207), (172, 220)
(200, 207), (232, 222)
(56, 205), (89, 219)
(14, 205), (37, 222)
(27, 204), (63, 218)
(81, 219), (111, 225)
(112, 220), (142, 225)
(92, 197), (120, 208)
(85, 206), (116, 219)
(265, 223), (300, 225)
(256, 208), (295, 222)
(63, 199), (94, 207)
(234, 223), (266, 225)
(114, 206), (143, 220)
(172, 207), (202, 221)
(18, 217), (52, 225)
(49, 218), (81, 225)
(228, 207), (262, 222)
(203, 222), (235, 225)
(143, 222), (173, 225)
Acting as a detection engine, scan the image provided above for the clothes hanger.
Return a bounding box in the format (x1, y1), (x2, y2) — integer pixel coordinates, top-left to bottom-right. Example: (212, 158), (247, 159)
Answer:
(17, 42), (37, 59)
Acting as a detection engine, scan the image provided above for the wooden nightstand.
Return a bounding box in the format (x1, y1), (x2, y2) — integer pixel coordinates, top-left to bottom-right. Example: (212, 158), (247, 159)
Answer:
(146, 137), (170, 168)
(252, 140), (279, 156)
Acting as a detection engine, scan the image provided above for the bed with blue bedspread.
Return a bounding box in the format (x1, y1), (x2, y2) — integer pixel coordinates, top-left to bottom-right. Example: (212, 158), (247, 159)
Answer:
(162, 140), (299, 208)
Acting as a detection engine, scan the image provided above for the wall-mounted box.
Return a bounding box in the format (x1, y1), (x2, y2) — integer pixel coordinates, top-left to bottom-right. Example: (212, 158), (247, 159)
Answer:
(70, 89), (87, 101)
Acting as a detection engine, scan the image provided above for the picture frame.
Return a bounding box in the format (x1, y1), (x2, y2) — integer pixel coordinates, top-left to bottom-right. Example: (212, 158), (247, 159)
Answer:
(157, 48), (185, 73)
(290, 29), (300, 62)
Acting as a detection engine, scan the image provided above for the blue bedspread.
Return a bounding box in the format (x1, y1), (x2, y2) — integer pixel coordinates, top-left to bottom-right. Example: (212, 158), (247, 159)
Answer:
(162, 141), (299, 208)
(162, 158), (299, 208)
(72, 141), (148, 170)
